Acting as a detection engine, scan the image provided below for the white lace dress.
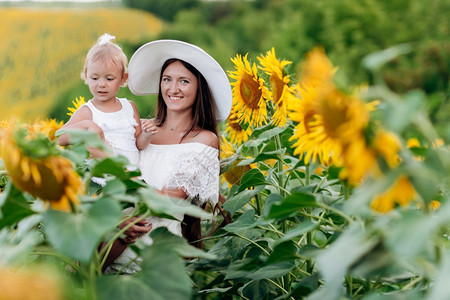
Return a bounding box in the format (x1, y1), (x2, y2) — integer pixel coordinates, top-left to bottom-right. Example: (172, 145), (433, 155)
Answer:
(104, 142), (220, 274)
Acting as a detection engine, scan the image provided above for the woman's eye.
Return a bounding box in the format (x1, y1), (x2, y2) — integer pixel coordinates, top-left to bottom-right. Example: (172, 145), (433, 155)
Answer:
(162, 78), (171, 82)
(181, 80), (189, 84)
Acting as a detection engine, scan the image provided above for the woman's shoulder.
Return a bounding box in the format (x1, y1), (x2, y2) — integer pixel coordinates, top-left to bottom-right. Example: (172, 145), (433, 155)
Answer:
(190, 129), (219, 149)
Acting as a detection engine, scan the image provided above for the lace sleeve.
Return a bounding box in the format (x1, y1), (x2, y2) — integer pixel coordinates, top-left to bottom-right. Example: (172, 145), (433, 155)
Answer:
(165, 147), (219, 206)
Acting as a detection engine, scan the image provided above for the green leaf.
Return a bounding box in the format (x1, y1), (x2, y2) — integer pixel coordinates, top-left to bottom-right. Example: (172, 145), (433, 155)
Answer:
(237, 149), (285, 166)
(223, 209), (255, 234)
(139, 188), (211, 220)
(56, 129), (109, 150)
(247, 261), (295, 280)
(97, 276), (161, 300)
(223, 186), (264, 216)
(266, 241), (298, 264)
(0, 182), (35, 228)
(274, 220), (317, 246)
(102, 178), (126, 196)
(150, 227), (215, 259)
(0, 226), (43, 265)
(362, 43), (411, 72)
(290, 273), (319, 298)
(139, 243), (192, 299)
(427, 250), (450, 300)
(238, 169), (270, 192)
(385, 89), (425, 133)
(241, 280), (272, 300)
(265, 192), (317, 220)
(385, 211), (438, 257)
(90, 156), (129, 179)
(43, 196), (121, 263)
(316, 223), (378, 285)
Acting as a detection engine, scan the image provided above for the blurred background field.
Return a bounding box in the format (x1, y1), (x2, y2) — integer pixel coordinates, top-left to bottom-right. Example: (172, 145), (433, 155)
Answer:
(0, 0), (449, 136)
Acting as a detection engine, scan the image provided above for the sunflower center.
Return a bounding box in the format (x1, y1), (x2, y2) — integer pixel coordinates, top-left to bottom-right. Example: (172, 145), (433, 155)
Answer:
(270, 75), (284, 106)
(240, 73), (262, 109)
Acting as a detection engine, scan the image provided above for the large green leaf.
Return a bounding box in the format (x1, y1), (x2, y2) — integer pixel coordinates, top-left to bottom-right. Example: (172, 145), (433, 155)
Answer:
(223, 209), (255, 234)
(0, 182), (35, 228)
(43, 196), (121, 263)
(238, 169), (270, 192)
(90, 156), (129, 179)
(139, 242), (192, 299)
(150, 227), (215, 259)
(427, 250), (450, 300)
(223, 186), (264, 216)
(274, 220), (317, 246)
(385, 211), (438, 257)
(97, 276), (160, 300)
(265, 192), (317, 220)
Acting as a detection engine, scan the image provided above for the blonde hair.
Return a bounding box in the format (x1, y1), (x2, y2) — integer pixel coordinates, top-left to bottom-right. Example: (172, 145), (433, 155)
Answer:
(81, 33), (128, 87)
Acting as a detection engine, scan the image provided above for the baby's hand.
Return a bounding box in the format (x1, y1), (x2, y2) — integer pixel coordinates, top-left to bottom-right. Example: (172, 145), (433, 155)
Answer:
(141, 119), (157, 136)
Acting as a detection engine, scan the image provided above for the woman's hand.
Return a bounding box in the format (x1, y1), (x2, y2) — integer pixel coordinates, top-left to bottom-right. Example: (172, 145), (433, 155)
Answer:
(119, 217), (152, 244)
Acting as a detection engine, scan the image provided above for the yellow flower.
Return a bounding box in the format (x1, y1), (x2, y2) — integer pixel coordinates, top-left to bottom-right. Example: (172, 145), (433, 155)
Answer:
(297, 47), (336, 88)
(257, 48), (294, 127)
(371, 176), (416, 213)
(224, 109), (252, 146)
(67, 96), (86, 116)
(220, 136), (252, 186)
(407, 138), (421, 148)
(339, 136), (378, 184)
(228, 54), (270, 127)
(24, 119), (64, 141)
(372, 130), (402, 168)
(1, 125), (83, 212)
(430, 200), (441, 210)
(0, 266), (64, 300)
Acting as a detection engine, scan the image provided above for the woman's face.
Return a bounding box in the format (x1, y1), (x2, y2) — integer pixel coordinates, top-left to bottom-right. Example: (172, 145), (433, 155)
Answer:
(160, 60), (198, 114)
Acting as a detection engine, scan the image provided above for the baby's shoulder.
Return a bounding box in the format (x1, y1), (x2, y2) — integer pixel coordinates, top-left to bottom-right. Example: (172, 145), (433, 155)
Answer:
(191, 130), (219, 149)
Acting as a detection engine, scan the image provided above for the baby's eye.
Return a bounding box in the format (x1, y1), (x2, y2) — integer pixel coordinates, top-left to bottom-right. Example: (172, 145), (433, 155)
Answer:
(91, 77), (98, 80)
(107, 77), (115, 81)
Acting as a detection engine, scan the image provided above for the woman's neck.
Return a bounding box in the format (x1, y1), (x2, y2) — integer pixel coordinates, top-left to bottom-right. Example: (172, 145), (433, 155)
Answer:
(163, 110), (194, 132)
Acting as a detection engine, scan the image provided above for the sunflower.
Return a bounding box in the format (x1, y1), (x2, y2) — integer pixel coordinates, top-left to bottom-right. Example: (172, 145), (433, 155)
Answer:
(220, 136), (252, 187)
(228, 54), (270, 127)
(1, 125), (83, 212)
(297, 47), (336, 88)
(257, 48), (294, 127)
(370, 176), (416, 213)
(224, 109), (252, 146)
(24, 119), (63, 141)
(0, 266), (64, 300)
(372, 130), (402, 168)
(67, 96), (86, 116)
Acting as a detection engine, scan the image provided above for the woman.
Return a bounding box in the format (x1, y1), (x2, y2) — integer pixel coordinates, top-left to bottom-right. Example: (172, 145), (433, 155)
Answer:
(103, 40), (232, 274)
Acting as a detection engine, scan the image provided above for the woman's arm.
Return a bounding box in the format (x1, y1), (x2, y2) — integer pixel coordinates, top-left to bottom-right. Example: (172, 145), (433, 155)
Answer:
(100, 216), (152, 273)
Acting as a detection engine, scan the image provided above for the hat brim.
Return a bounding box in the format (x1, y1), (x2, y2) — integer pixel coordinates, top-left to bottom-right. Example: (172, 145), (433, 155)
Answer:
(128, 40), (232, 122)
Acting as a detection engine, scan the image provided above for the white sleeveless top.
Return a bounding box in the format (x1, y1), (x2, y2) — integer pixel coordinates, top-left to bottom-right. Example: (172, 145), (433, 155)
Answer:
(84, 98), (139, 165)
(104, 142), (220, 274)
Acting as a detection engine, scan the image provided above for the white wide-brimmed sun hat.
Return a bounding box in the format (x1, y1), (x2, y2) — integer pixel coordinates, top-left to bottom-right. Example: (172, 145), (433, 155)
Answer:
(128, 40), (232, 122)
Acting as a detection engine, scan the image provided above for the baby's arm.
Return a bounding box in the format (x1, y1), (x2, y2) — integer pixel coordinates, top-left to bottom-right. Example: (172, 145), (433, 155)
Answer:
(58, 106), (105, 145)
(130, 101), (157, 150)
